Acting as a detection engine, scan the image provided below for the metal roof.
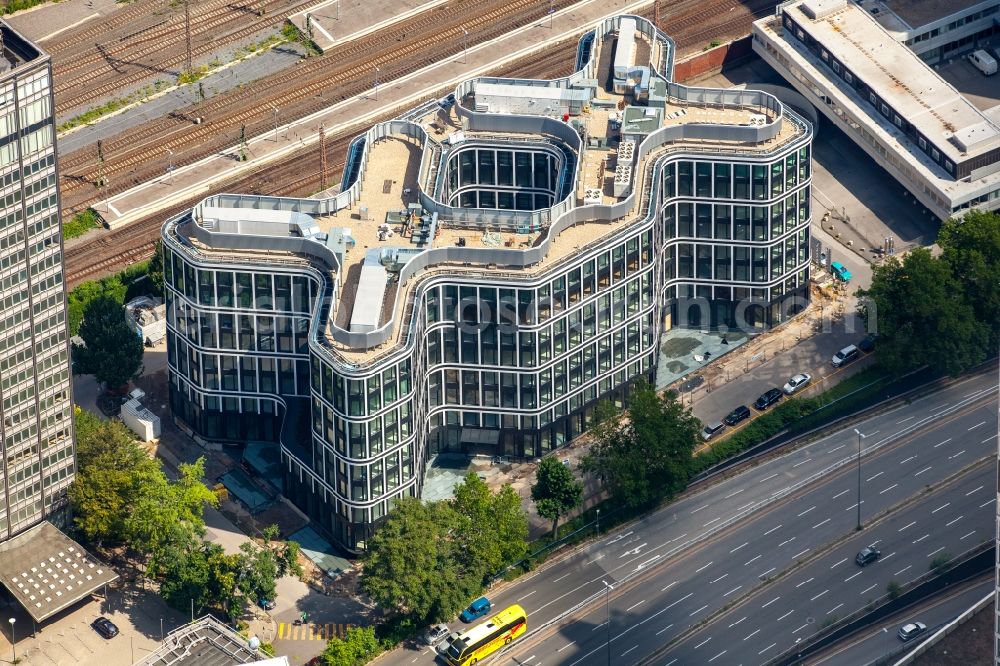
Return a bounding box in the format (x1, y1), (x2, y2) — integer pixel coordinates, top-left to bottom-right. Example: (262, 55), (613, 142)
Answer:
(0, 522), (119, 623)
(133, 616), (278, 666)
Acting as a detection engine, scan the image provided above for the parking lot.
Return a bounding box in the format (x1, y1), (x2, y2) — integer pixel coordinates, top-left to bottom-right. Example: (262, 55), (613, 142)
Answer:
(936, 42), (1000, 112)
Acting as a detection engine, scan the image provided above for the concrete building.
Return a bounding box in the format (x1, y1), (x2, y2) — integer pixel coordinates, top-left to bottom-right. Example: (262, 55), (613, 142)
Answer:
(855, 0), (999, 64)
(753, 0), (1000, 220)
(125, 295), (167, 345)
(162, 15), (813, 553)
(0, 23), (75, 540)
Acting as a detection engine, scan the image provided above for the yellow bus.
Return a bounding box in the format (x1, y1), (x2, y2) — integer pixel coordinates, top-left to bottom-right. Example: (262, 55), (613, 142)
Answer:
(443, 604), (527, 666)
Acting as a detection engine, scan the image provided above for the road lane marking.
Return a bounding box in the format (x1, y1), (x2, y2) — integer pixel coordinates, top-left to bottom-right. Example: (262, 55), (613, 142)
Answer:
(832, 489), (850, 500)
(558, 642), (576, 652)
(695, 561), (714, 573)
(762, 597), (781, 608)
(703, 517), (722, 527)
(744, 628), (761, 641)
(934, 438), (952, 448)
(661, 581), (677, 592)
(880, 552), (896, 562)
(827, 603), (844, 615)
(691, 504), (710, 514)
(710, 573), (729, 584)
(690, 604), (708, 616)
(845, 501), (865, 511)
(980, 499), (995, 508)
(797, 506), (816, 517)
(813, 518), (831, 529)
(946, 515), (963, 526)
(861, 584), (878, 595)
(844, 571), (863, 582)
(793, 548), (810, 559)
(897, 416), (914, 424)
(625, 600), (645, 612)
(745, 554), (763, 566)
(724, 489), (744, 499)
(828, 444), (846, 453)
(760, 473), (779, 483)
(792, 623), (809, 634)
(731, 542), (749, 553)
(912, 534), (929, 544)
(894, 565), (911, 576)
(831, 558), (848, 568)
(723, 585), (742, 597)
(961, 530), (976, 540)
(866, 471), (884, 482)
(779, 537), (796, 547)
(927, 547), (945, 558)
(764, 525), (782, 536)
(900, 456), (916, 464)
(983, 435), (998, 443)
(968, 421), (987, 431)
(518, 590), (537, 601)
(948, 449), (966, 459)
(966, 486), (984, 496)
(899, 521), (916, 531)
(729, 616), (747, 628)
(622, 646), (638, 657)
(777, 609), (795, 621)
(880, 484), (898, 494)
(759, 643), (776, 655)
(655, 623), (674, 636)
(810, 590), (829, 601)
(793, 458), (812, 468)
(915, 466), (933, 476)
(553, 573), (571, 582)
(708, 650), (727, 662)
(931, 503), (950, 513)
(694, 637), (711, 649)
(932, 402), (950, 411)
(796, 577), (814, 588)
(664, 593), (693, 611)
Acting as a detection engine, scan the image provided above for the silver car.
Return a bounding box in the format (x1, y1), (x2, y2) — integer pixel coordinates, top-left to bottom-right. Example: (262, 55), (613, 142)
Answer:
(897, 621), (927, 642)
(782, 373), (812, 395)
(423, 624), (450, 646)
(436, 631), (461, 655)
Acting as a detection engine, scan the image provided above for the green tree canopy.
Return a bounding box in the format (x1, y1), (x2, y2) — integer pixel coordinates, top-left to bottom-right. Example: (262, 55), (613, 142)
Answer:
(937, 211), (1000, 353)
(147, 239), (165, 298)
(531, 457), (583, 537)
(72, 295), (144, 389)
(858, 247), (989, 376)
(320, 626), (382, 666)
(451, 473), (528, 575)
(581, 381), (701, 509)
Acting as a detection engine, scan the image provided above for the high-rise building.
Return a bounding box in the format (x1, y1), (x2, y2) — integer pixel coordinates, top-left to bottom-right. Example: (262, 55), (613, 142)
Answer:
(163, 14), (813, 553)
(0, 23), (75, 539)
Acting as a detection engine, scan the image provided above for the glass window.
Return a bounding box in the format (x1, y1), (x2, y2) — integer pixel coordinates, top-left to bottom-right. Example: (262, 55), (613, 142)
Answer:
(734, 206), (750, 240)
(752, 165), (768, 200)
(677, 161), (693, 197)
(696, 162), (712, 197)
(714, 205), (731, 240)
(734, 164), (750, 199)
(677, 202), (693, 237)
(752, 206), (768, 241)
(714, 163), (731, 199)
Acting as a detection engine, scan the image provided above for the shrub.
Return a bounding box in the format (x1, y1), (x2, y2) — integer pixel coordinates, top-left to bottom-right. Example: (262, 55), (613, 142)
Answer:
(63, 209), (102, 239)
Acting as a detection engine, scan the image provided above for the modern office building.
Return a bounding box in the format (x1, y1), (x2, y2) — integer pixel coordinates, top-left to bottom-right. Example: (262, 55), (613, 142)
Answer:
(854, 0), (999, 64)
(163, 14), (813, 553)
(0, 24), (76, 540)
(753, 0), (1000, 220)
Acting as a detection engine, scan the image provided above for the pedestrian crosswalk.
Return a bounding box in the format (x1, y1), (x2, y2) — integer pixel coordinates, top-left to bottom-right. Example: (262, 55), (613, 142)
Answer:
(277, 622), (355, 640)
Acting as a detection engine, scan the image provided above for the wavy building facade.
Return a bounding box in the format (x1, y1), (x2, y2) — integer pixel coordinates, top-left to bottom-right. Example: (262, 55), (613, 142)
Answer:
(162, 15), (814, 552)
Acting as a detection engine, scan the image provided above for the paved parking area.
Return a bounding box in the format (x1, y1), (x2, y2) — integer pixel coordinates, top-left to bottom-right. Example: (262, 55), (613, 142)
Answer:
(936, 42), (1000, 113)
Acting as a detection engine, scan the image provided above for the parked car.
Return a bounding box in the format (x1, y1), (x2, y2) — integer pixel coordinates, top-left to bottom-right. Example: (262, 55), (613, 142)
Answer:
(258, 598), (276, 611)
(423, 624), (451, 646)
(858, 334), (877, 353)
(782, 373), (812, 395)
(832, 345), (860, 368)
(897, 621), (927, 642)
(91, 617), (119, 639)
(753, 388), (783, 410)
(855, 545), (881, 567)
(724, 405), (752, 426)
(437, 631), (461, 656)
(701, 421), (726, 441)
(830, 261), (852, 282)
(459, 597), (491, 623)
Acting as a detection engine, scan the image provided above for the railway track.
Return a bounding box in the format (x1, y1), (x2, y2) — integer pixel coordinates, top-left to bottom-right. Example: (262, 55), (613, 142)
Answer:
(62, 1), (780, 286)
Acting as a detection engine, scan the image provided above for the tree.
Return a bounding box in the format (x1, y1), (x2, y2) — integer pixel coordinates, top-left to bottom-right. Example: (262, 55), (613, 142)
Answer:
(361, 498), (479, 624)
(320, 626), (382, 666)
(72, 295), (144, 389)
(451, 474), (528, 575)
(531, 457), (582, 537)
(858, 248), (989, 376)
(581, 381), (701, 509)
(146, 239), (165, 297)
(938, 211), (1000, 353)
(233, 527), (303, 613)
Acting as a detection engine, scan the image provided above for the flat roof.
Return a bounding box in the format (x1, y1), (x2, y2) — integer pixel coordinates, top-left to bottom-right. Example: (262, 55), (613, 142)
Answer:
(0, 522), (119, 623)
(134, 616), (275, 666)
(786, 0), (1000, 162)
(881, 0), (984, 29)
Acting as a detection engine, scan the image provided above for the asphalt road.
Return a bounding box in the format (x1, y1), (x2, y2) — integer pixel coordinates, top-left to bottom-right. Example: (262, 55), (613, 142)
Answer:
(384, 371), (997, 666)
(809, 575), (994, 666)
(661, 460), (994, 665)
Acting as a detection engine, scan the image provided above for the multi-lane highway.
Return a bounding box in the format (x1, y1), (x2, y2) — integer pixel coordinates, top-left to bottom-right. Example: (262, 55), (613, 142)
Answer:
(384, 370), (996, 666)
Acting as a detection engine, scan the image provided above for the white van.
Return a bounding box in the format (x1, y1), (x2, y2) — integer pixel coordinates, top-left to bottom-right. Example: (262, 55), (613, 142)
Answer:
(968, 49), (997, 76)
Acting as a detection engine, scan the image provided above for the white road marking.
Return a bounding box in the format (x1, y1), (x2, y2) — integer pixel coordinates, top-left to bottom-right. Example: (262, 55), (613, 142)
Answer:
(729, 616), (747, 628)
(894, 565), (911, 576)
(691, 504), (710, 514)
(558, 641), (576, 652)
(762, 597), (781, 608)
(664, 593), (694, 611)
(703, 517), (722, 527)
(948, 449), (966, 459)
(899, 521), (916, 531)
(961, 530), (976, 540)
(827, 602), (844, 615)
(932, 503), (951, 513)
(694, 637), (712, 649)
(813, 518), (831, 529)
(764, 525), (782, 536)
(793, 458), (812, 468)
(760, 473), (779, 483)
(861, 583), (878, 595)
(968, 421), (987, 431)
(723, 585), (743, 597)
(553, 573), (571, 582)
(866, 471), (884, 482)
(708, 649), (727, 662)
(779, 537), (796, 548)
(626, 600), (645, 612)
(622, 646), (638, 657)
(880, 483), (898, 494)
(796, 577), (814, 588)
(690, 604), (708, 617)
(933, 438), (952, 448)
(900, 456), (916, 464)
(777, 609), (795, 621)
(932, 403), (950, 411)
(832, 489), (850, 500)
(980, 499), (995, 508)
(831, 558), (848, 568)
(844, 571), (863, 582)
(655, 623), (674, 636)
(846, 500), (865, 511)
(661, 581), (677, 592)
(744, 628), (761, 641)
(730, 542), (749, 553)
(810, 590), (829, 602)
(759, 643), (777, 655)
(711, 573), (729, 584)
(913, 534), (930, 544)
(897, 416), (914, 424)
(745, 554), (763, 566)
(518, 590), (537, 601)
(915, 466), (933, 476)
(696, 561), (714, 573)
(927, 547), (946, 558)
(946, 515), (963, 527)
(966, 486), (984, 496)
(793, 548), (810, 559)
(828, 444), (845, 453)
(724, 489), (745, 499)
(761, 566), (777, 576)
(983, 435), (998, 443)
(792, 623), (810, 634)
(797, 506), (816, 517)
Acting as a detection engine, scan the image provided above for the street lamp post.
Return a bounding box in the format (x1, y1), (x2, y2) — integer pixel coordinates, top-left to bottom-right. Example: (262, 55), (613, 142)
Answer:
(373, 66), (380, 100)
(595, 508), (601, 536)
(854, 429), (866, 530)
(8, 617), (15, 664)
(270, 104), (279, 143)
(462, 29), (468, 63)
(602, 580), (612, 666)
(165, 148), (174, 184)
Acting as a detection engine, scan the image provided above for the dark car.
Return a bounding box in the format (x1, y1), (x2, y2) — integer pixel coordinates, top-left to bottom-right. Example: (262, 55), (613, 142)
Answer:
(897, 621), (927, 642)
(258, 598), (276, 611)
(855, 545), (881, 566)
(858, 334), (877, 353)
(91, 617), (119, 639)
(459, 596), (491, 623)
(754, 388), (783, 411)
(724, 405), (751, 426)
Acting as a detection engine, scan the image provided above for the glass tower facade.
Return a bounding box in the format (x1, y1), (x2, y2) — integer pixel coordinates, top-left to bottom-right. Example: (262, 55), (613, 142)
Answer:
(0, 24), (75, 540)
